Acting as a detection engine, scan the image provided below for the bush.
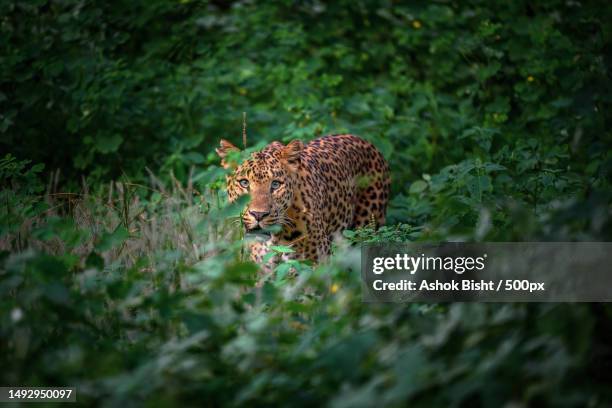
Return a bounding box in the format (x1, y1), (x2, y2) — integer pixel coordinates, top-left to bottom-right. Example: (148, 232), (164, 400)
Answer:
(1, 0), (612, 406)
(1, 164), (612, 406)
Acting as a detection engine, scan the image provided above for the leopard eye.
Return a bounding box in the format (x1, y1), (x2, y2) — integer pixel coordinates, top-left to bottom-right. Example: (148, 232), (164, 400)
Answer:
(239, 179), (250, 189)
(270, 180), (281, 191)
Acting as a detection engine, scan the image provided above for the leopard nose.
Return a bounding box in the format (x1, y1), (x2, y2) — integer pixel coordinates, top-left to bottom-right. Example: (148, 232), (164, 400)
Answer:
(249, 210), (270, 221)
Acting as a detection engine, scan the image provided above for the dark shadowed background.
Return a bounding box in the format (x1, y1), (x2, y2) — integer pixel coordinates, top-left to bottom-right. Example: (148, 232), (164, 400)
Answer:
(1, 0), (611, 406)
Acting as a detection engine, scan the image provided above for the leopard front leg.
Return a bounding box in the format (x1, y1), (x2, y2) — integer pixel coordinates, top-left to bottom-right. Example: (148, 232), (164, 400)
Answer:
(304, 217), (332, 262)
(248, 239), (271, 264)
(248, 237), (302, 286)
(248, 238), (279, 287)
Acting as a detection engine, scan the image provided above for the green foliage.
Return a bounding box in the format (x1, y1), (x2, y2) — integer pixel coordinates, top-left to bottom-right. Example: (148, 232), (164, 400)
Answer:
(2, 1), (611, 188)
(2, 179), (611, 406)
(1, 0), (612, 406)
(2, 0), (610, 236)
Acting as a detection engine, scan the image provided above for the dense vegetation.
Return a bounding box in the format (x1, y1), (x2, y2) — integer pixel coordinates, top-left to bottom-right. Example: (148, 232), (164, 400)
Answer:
(1, 0), (611, 406)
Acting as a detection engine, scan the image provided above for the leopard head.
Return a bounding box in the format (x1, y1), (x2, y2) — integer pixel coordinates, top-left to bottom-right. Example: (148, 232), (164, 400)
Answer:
(216, 139), (303, 232)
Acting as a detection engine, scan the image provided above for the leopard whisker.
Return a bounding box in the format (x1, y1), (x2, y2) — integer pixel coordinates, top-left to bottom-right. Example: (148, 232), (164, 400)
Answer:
(281, 215), (296, 227)
(274, 216), (295, 229)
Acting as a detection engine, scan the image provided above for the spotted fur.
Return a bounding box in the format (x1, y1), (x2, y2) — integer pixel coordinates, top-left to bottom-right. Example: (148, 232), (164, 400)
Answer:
(216, 134), (390, 264)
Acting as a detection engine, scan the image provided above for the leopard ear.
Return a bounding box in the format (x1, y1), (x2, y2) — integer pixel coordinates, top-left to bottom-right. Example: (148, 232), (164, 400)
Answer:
(281, 140), (303, 171)
(215, 139), (240, 169)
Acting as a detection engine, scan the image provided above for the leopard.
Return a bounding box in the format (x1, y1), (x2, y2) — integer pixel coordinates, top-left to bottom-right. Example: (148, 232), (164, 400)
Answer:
(216, 134), (390, 265)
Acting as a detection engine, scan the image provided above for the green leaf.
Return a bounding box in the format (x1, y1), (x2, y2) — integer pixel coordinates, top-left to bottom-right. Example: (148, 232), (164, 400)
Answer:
(183, 152), (205, 164)
(409, 180), (428, 194)
(270, 245), (294, 253)
(263, 251), (276, 263)
(96, 226), (129, 252)
(95, 134), (123, 154)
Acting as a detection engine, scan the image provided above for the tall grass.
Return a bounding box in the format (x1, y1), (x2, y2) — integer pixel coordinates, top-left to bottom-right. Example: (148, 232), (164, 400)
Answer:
(1, 169), (243, 275)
